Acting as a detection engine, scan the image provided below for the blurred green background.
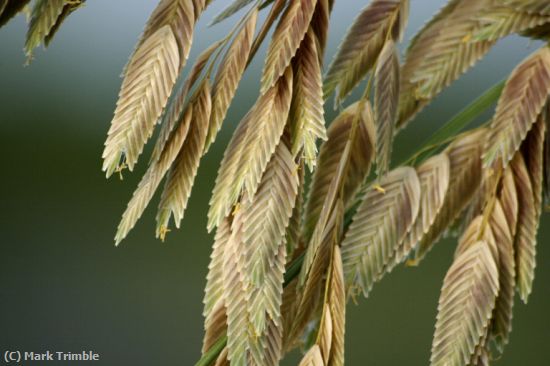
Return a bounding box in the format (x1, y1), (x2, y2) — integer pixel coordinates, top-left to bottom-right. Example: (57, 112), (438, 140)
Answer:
(0, 1), (548, 365)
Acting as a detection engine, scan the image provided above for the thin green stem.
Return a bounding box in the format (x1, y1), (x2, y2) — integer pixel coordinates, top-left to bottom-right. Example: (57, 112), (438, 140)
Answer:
(195, 336), (227, 366)
(401, 80), (505, 166)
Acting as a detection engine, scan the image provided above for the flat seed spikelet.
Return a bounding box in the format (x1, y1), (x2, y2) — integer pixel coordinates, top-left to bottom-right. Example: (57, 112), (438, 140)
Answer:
(220, 216), (251, 366)
(289, 200), (343, 349)
(414, 129), (486, 263)
(25, 0), (66, 60)
(489, 199), (516, 352)
(324, 0), (409, 104)
(398, 1), (550, 128)
(208, 68), (293, 231)
(410, 5), (550, 100)
(430, 235), (500, 366)
(387, 153), (450, 271)
(341, 166), (421, 298)
(261, 0), (317, 93)
(152, 39), (223, 162)
(43, 0), (85, 47)
(522, 112), (547, 219)
(327, 245), (346, 366)
(156, 80), (212, 238)
(102, 0), (198, 177)
(299, 345), (324, 366)
(206, 9), (258, 152)
(484, 46), (550, 169)
(374, 39), (400, 176)
(242, 141), (299, 339)
(290, 29), (327, 171)
(203, 218), (231, 340)
(505, 0), (550, 15)
(471, 7), (550, 42)
(221, 141), (298, 366)
(210, 0), (255, 25)
(114, 103), (194, 245)
(511, 153), (539, 303)
(303, 102), (375, 242)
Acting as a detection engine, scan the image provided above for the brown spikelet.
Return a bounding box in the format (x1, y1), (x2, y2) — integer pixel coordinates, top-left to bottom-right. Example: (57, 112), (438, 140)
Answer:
(299, 345), (324, 366)
(242, 141), (298, 337)
(291, 29), (327, 171)
(407, 2), (491, 99)
(217, 142), (298, 366)
(489, 199), (516, 353)
(114, 105), (193, 245)
(44, 1), (84, 46)
(261, 0), (317, 93)
(202, 300), (227, 353)
(324, 0), (408, 104)
(139, 0), (200, 58)
(295, 247), (345, 366)
(317, 306), (333, 364)
(214, 348), (229, 366)
(286, 166), (305, 257)
(290, 200), (343, 349)
(500, 168), (519, 238)
(152, 40), (223, 162)
(522, 111), (547, 218)
(341, 167), (421, 298)
(511, 153), (539, 303)
(469, 332), (491, 366)
(280, 272), (300, 347)
(210, 0), (255, 25)
(221, 215), (250, 366)
(397, 0), (463, 127)
(249, 0), (286, 63)
(203, 218), (231, 324)
(374, 40), (400, 176)
(310, 0), (334, 60)
(398, 2), (550, 128)
(505, 0), (550, 15)
(206, 9), (258, 152)
(484, 47), (550, 169)
(294, 243), (346, 366)
(156, 80), (212, 237)
(389, 154), (450, 270)
(471, 7), (550, 42)
(24, 0), (66, 59)
(414, 129), (486, 263)
(303, 102), (375, 241)
(430, 234), (499, 366)
(102, 0), (198, 177)
(454, 217), (497, 259)
(247, 253), (286, 366)
(328, 245), (346, 366)
(208, 68), (293, 231)
(300, 106), (375, 287)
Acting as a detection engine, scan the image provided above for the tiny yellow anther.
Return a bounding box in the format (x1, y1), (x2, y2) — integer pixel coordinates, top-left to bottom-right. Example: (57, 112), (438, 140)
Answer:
(406, 258), (419, 267)
(232, 202), (241, 216)
(159, 226), (171, 242)
(373, 184), (386, 194)
(115, 162), (128, 181)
